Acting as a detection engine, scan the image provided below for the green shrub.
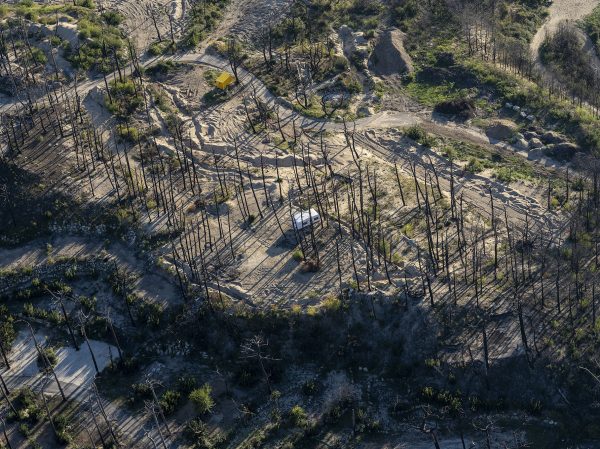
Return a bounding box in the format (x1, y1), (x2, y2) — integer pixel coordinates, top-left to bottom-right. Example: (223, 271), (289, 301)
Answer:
(29, 47), (47, 65)
(160, 390), (182, 416)
(54, 414), (73, 444)
(137, 300), (163, 328)
(289, 405), (308, 427)
(105, 78), (143, 118)
(465, 157), (484, 173)
(76, 0), (95, 8)
(101, 10), (123, 26)
(185, 418), (222, 448)
(12, 388), (43, 423)
(203, 69), (220, 85)
(189, 384), (214, 414)
(117, 125), (140, 143)
(131, 382), (152, 400)
(37, 347), (58, 372)
(340, 72), (362, 94)
(494, 167), (515, 183)
(403, 125), (435, 147)
(393, 0), (418, 28)
(301, 379), (318, 396)
(292, 249), (304, 262)
(65, 12), (128, 72)
(148, 39), (176, 56)
(0, 306), (16, 353)
(332, 55), (349, 72)
(320, 294), (342, 312)
(183, 0), (228, 48)
(146, 60), (178, 77)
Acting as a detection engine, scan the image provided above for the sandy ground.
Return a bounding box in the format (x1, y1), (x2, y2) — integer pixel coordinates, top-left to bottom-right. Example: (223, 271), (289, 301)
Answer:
(209, 0), (295, 46)
(0, 236), (182, 307)
(0, 3), (585, 447)
(0, 10), (569, 311)
(100, 0), (293, 54)
(4, 330), (116, 396)
(2, 329), (161, 448)
(530, 0), (600, 61)
(102, 0), (188, 52)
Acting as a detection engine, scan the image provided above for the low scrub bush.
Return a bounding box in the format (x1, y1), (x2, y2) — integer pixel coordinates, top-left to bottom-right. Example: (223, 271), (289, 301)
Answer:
(160, 390), (182, 416)
(289, 405), (308, 427)
(189, 384), (214, 414)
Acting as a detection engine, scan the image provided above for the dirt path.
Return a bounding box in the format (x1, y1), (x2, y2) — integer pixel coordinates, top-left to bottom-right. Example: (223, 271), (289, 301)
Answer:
(102, 0), (188, 52)
(530, 0), (600, 63)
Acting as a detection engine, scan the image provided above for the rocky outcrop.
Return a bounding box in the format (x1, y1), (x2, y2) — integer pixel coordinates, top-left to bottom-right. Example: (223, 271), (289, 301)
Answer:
(529, 138), (544, 149)
(369, 28), (413, 77)
(486, 121), (516, 141)
(544, 142), (581, 161)
(434, 99), (476, 120)
(540, 131), (568, 145)
(339, 25), (368, 59)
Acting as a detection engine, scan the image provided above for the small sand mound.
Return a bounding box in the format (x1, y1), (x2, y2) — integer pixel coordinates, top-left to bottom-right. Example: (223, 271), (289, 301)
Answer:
(369, 28), (413, 76)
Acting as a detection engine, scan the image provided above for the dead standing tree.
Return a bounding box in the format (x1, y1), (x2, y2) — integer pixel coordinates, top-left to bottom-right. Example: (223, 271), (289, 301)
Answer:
(145, 400), (169, 449)
(241, 335), (279, 394)
(0, 415), (12, 449)
(91, 381), (120, 447)
(17, 320), (66, 402)
(227, 37), (243, 84)
(76, 311), (100, 375)
(47, 288), (79, 351)
(146, 5), (163, 43)
(145, 378), (172, 436)
(295, 63), (312, 109)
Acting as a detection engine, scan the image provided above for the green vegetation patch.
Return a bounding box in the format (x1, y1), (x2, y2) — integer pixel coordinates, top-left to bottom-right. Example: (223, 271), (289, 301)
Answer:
(583, 4), (600, 55)
(3, 0), (126, 73)
(63, 9), (129, 73)
(442, 138), (535, 183)
(105, 78), (144, 119)
(148, 39), (176, 56)
(182, 0), (229, 48)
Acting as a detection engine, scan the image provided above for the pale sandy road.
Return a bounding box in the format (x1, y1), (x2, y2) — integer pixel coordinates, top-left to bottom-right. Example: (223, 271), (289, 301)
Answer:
(530, 0), (600, 60)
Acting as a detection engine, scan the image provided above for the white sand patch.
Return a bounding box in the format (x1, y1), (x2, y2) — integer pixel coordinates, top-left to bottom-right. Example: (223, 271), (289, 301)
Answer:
(5, 330), (117, 395)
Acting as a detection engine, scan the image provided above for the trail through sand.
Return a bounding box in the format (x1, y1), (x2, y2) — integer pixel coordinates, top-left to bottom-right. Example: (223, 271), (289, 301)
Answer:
(102, 0), (187, 52)
(530, 0), (600, 62)
(0, 236), (182, 307)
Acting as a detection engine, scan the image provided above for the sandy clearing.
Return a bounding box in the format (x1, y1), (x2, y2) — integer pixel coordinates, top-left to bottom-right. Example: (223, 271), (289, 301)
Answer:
(4, 330), (116, 396)
(0, 236), (103, 269)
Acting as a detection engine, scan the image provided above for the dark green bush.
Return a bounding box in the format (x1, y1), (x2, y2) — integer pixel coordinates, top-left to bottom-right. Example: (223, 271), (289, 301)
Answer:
(160, 390), (182, 416)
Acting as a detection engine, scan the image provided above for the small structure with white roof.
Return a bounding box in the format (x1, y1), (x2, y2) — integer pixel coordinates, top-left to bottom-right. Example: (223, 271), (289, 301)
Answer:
(292, 209), (320, 231)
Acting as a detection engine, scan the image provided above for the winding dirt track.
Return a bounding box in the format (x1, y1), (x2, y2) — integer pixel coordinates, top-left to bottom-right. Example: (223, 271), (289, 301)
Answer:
(0, 0), (573, 237)
(530, 0), (600, 65)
